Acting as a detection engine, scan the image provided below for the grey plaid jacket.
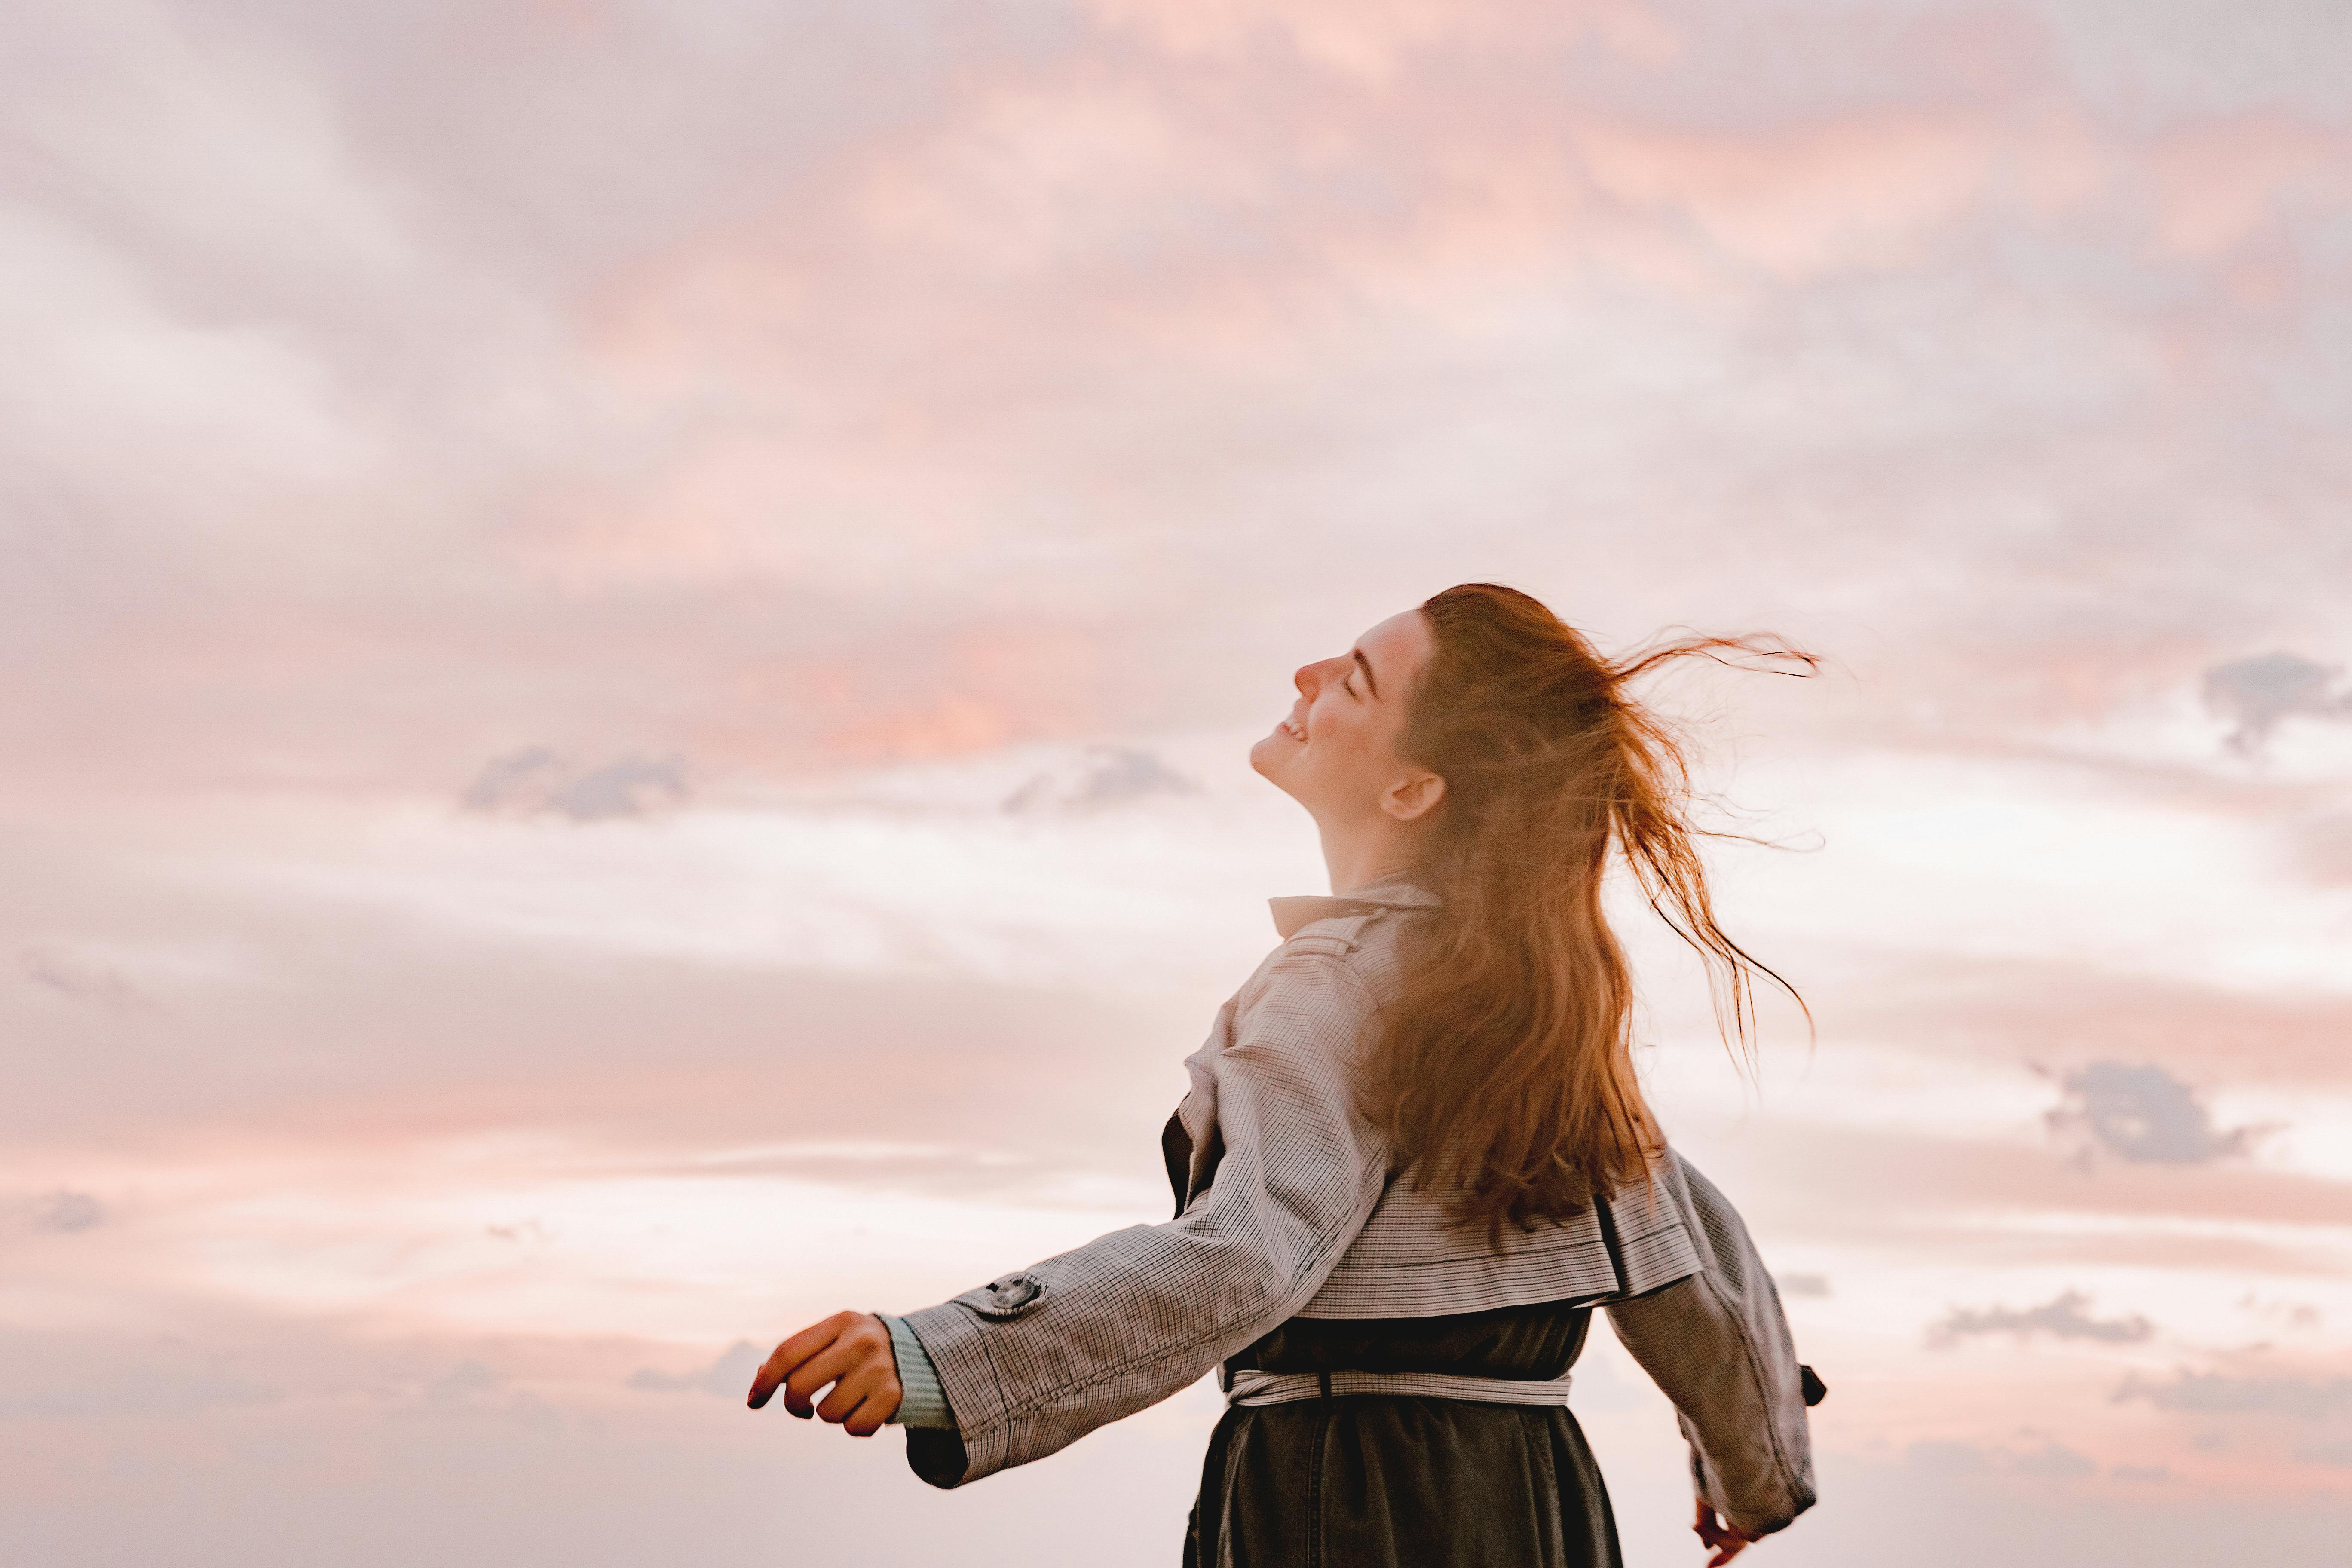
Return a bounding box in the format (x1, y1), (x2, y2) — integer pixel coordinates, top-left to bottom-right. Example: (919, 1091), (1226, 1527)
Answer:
(902, 878), (1818, 1537)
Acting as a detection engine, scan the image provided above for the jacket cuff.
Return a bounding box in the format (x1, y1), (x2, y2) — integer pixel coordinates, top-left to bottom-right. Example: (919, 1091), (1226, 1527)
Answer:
(898, 1302), (1011, 1488)
(1686, 1410), (1815, 1537)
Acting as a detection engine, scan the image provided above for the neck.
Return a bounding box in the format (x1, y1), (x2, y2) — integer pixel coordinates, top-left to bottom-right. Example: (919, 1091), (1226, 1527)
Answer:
(1316, 817), (1421, 897)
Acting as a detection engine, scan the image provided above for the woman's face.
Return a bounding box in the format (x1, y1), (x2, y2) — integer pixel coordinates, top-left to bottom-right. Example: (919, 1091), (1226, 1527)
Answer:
(1250, 609), (1436, 823)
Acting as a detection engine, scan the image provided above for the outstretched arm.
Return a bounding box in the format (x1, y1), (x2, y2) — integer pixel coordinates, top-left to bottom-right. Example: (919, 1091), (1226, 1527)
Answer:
(1605, 1152), (1818, 1541)
(750, 949), (1391, 1487)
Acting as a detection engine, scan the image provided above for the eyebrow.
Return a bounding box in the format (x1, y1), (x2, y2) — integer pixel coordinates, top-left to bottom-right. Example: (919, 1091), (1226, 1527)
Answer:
(1352, 648), (1380, 699)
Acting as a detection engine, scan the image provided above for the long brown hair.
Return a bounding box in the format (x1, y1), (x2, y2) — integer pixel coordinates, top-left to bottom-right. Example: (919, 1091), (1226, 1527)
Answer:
(1357, 583), (1815, 1236)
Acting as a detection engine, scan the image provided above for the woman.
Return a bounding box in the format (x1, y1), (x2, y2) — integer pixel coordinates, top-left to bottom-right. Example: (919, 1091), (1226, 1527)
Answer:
(749, 584), (1822, 1567)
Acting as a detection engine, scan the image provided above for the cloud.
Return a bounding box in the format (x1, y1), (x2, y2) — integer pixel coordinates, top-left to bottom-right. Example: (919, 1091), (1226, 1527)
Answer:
(2111, 1464), (2172, 1483)
(1902, 1439), (1993, 1476)
(2114, 1369), (2352, 1421)
(2238, 1294), (2323, 1330)
(1001, 746), (1200, 815)
(29, 1189), (104, 1233)
(2045, 1062), (2259, 1166)
(6, 0), (2350, 808)
(18, 946), (141, 1008)
(1777, 1272), (1832, 1298)
(460, 747), (564, 813)
(2011, 1443), (2098, 1479)
(546, 756), (690, 821)
(1905, 1437), (2107, 1483)
(462, 748), (689, 821)
(1928, 1290), (2153, 1349)
(2289, 812), (2352, 884)
(2202, 653), (2352, 755)
(0, 1363), (281, 1421)
(627, 1340), (764, 1398)
(2293, 1438), (2352, 1467)
(426, 1358), (502, 1409)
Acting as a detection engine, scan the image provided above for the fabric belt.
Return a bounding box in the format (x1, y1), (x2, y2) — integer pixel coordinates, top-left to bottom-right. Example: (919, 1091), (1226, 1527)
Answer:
(1223, 1367), (1575, 1408)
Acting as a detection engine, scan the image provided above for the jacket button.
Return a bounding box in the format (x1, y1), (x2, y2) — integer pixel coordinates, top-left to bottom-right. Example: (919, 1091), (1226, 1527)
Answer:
(981, 1271), (1043, 1314)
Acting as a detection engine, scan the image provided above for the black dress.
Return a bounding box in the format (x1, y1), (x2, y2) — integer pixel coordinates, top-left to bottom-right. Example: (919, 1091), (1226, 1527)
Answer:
(1164, 1115), (1622, 1568)
(1182, 1300), (1620, 1568)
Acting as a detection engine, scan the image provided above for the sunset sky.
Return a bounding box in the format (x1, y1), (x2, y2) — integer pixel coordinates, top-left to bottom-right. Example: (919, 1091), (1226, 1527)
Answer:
(6, 1), (2351, 1564)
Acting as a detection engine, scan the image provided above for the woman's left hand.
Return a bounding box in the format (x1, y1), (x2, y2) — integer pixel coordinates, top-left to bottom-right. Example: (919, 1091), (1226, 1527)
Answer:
(746, 1310), (903, 1437)
(1694, 1499), (1761, 1566)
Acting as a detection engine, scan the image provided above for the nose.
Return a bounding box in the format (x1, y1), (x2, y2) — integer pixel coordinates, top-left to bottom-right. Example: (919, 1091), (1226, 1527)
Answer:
(1294, 655), (1345, 698)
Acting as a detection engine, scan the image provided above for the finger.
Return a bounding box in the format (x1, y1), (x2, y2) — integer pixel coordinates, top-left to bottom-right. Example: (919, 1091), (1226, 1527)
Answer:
(815, 1357), (891, 1425)
(748, 1338), (819, 1412)
(841, 1381), (902, 1438)
(784, 1325), (885, 1418)
(747, 1313), (854, 1409)
(749, 1336), (821, 1411)
(748, 1343), (802, 1412)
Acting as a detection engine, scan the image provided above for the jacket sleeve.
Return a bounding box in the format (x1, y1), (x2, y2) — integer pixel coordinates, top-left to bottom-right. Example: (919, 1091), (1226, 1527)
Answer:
(1604, 1151), (1818, 1537)
(897, 949), (1390, 1488)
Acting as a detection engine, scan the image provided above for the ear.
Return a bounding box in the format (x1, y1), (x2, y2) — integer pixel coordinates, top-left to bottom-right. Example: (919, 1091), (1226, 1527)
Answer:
(1381, 769), (1446, 824)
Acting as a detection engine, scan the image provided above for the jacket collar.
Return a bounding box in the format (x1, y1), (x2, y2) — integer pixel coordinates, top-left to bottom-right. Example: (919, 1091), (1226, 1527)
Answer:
(1267, 875), (1441, 940)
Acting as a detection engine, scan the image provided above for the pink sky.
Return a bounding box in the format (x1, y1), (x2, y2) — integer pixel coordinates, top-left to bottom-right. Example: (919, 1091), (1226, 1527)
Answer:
(5, 2), (2350, 1563)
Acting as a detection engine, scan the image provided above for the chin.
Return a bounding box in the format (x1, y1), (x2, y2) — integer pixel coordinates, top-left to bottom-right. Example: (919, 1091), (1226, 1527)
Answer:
(1247, 732), (1294, 788)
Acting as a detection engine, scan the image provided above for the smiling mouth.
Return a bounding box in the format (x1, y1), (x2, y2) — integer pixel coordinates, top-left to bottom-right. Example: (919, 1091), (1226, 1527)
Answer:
(1280, 714), (1306, 741)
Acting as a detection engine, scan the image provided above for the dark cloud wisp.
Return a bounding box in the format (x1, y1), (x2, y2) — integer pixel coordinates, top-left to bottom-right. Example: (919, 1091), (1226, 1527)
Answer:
(1001, 746), (1199, 815)
(2045, 1062), (2259, 1166)
(2010, 1443), (2099, 1480)
(1927, 1290), (2154, 1349)
(462, 748), (689, 822)
(29, 1189), (104, 1233)
(2203, 654), (2352, 756)
(2114, 1370), (2352, 1421)
(18, 946), (141, 1008)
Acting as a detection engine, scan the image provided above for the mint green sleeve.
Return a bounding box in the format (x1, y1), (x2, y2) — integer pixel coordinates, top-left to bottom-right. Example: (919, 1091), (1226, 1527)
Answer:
(878, 1313), (955, 1429)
